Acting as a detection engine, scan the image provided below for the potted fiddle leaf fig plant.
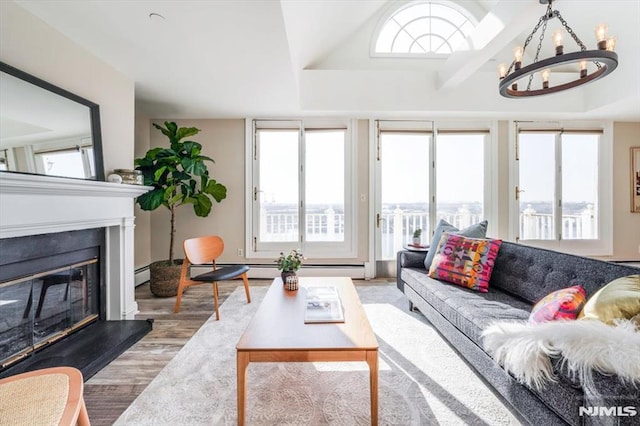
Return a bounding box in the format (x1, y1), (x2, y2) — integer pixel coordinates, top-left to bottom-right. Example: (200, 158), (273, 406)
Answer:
(135, 121), (227, 297)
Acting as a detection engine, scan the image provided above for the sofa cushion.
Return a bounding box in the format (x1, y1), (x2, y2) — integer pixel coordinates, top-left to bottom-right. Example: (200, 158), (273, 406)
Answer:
(424, 219), (488, 270)
(579, 274), (640, 324)
(529, 285), (586, 324)
(428, 233), (502, 293)
(489, 242), (640, 304)
(402, 268), (530, 346)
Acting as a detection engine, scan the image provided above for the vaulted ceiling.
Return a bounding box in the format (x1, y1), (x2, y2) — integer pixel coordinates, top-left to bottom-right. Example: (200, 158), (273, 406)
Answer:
(14, 0), (640, 120)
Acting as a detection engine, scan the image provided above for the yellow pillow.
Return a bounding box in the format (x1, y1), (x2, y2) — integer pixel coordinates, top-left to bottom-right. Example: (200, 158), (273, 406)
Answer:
(578, 274), (640, 324)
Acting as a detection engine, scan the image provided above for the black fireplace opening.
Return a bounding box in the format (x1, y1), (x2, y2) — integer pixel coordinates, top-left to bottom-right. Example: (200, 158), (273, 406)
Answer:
(1, 259), (100, 366)
(0, 228), (151, 379)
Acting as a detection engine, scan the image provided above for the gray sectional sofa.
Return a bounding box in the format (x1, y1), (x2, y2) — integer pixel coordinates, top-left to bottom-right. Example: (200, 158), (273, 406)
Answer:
(397, 241), (639, 425)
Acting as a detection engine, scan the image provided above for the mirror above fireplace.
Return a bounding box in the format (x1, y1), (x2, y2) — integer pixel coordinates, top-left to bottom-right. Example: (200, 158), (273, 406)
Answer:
(0, 62), (104, 180)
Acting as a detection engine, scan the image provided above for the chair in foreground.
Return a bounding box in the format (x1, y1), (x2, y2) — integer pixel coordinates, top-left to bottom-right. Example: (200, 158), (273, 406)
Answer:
(0, 366), (90, 426)
(174, 235), (251, 319)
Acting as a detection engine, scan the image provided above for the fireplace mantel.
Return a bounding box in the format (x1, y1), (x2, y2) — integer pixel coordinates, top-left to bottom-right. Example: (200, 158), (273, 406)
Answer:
(0, 172), (151, 320)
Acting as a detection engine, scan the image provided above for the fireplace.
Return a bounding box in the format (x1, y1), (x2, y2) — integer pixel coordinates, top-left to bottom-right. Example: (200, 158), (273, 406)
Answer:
(0, 172), (152, 379)
(0, 229), (103, 369)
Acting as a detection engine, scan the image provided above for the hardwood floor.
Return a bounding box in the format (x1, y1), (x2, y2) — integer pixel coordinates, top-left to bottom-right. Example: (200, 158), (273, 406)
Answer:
(83, 278), (394, 425)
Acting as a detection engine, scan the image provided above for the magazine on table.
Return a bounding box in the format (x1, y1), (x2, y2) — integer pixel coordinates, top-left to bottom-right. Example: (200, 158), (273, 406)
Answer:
(304, 286), (345, 323)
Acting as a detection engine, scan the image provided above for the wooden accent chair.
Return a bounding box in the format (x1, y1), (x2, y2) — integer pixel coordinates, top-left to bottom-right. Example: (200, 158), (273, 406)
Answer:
(174, 235), (251, 319)
(0, 366), (90, 426)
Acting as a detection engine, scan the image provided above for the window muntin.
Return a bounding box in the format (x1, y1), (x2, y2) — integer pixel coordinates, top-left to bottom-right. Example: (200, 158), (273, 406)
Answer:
(375, 1), (476, 55)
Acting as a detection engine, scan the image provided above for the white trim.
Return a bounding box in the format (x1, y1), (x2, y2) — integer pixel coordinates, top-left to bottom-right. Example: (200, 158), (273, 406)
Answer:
(487, 121), (499, 237)
(508, 121), (519, 242)
(1, 218), (127, 239)
(367, 119), (377, 279)
(0, 172), (152, 197)
(244, 118), (253, 258)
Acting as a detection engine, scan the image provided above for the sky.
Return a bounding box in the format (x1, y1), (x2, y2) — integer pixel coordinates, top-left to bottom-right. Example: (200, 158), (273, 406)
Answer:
(520, 133), (598, 204)
(381, 133), (484, 205)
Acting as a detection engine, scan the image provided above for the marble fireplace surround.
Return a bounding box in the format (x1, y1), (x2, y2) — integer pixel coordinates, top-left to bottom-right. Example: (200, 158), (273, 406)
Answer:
(0, 172), (151, 321)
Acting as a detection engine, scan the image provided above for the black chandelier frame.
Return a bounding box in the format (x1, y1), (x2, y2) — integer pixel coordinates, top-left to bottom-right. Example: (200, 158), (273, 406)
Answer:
(498, 0), (618, 98)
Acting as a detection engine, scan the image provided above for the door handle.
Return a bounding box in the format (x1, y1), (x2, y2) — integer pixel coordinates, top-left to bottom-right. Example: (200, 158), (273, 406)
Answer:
(376, 213), (386, 228)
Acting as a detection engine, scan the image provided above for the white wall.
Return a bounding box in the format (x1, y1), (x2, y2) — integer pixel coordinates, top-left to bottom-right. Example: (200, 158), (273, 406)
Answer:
(0, 1), (135, 176)
(611, 122), (640, 260)
(147, 119), (247, 264)
(138, 118), (640, 273)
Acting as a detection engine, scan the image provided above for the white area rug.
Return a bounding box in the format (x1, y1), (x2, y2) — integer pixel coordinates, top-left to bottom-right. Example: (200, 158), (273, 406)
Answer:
(115, 285), (520, 425)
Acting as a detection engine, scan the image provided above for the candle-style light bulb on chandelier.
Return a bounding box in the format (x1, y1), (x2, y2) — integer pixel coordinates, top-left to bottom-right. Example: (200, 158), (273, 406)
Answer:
(498, 0), (618, 98)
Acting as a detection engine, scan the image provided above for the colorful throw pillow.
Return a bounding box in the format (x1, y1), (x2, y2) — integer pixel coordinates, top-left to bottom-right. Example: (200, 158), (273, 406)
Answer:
(427, 232), (501, 292)
(578, 274), (640, 324)
(529, 285), (587, 324)
(424, 219), (488, 270)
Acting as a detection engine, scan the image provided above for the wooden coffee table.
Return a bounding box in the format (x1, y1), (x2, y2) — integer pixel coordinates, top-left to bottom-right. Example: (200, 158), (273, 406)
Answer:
(236, 277), (379, 425)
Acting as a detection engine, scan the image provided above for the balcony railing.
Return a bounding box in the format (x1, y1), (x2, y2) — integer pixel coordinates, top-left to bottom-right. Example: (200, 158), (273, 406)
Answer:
(519, 204), (597, 241)
(259, 204), (597, 258)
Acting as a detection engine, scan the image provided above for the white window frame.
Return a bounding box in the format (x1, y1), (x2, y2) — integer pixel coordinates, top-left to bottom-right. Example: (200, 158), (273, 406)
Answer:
(245, 118), (357, 260)
(370, 0), (479, 58)
(371, 119), (496, 262)
(32, 136), (94, 178)
(509, 121), (613, 256)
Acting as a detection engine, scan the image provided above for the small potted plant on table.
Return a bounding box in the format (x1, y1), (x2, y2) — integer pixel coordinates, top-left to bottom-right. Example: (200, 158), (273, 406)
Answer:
(276, 250), (304, 291)
(412, 229), (422, 245)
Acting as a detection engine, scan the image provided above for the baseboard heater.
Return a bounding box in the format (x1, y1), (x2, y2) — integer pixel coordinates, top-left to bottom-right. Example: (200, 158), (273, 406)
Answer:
(135, 263), (366, 283)
(238, 264), (367, 280)
(134, 265), (150, 287)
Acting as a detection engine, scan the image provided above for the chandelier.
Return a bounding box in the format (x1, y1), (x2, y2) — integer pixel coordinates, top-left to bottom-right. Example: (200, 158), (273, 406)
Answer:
(498, 0), (618, 98)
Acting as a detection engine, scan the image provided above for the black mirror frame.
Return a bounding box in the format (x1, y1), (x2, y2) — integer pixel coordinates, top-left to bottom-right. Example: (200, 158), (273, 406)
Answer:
(0, 61), (105, 181)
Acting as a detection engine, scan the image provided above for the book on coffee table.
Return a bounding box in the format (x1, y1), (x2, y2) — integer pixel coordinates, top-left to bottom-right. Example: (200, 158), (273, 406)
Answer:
(304, 286), (345, 323)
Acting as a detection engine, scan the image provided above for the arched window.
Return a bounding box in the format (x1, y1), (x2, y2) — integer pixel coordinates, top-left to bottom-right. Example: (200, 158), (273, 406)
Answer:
(374, 1), (477, 55)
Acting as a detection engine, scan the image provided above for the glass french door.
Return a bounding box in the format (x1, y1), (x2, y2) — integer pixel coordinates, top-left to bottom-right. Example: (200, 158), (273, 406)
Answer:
(374, 122), (432, 264)
(517, 131), (600, 242)
(254, 127), (300, 252)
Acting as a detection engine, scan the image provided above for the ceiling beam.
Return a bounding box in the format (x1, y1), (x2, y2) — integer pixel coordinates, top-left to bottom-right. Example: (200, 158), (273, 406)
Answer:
(437, 0), (540, 91)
